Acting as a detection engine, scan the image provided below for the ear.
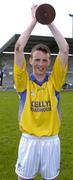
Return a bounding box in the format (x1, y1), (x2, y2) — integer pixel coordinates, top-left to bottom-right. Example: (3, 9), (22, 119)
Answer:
(48, 58), (51, 66)
(29, 57), (33, 65)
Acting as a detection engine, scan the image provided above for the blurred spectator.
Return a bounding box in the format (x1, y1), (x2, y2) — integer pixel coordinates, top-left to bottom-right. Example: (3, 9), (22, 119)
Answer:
(0, 69), (3, 86)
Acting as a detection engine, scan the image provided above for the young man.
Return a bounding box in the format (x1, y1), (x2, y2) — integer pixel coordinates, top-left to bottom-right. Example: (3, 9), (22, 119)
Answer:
(14, 5), (69, 180)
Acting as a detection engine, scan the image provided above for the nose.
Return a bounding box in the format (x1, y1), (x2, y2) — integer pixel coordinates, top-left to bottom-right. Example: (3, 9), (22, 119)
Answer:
(39, 59), (43, 66)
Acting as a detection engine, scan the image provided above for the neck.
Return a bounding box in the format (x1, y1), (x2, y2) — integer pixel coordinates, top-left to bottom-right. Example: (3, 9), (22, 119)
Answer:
(33, 73), (46, 82)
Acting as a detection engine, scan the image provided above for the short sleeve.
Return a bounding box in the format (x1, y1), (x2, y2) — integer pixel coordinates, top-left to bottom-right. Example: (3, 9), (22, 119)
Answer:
(14, 60), (28, 92)
(50, 56), (68, 91)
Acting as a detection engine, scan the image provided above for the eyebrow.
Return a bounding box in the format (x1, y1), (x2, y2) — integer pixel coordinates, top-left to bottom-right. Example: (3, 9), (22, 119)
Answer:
(32, 58), (48, 61)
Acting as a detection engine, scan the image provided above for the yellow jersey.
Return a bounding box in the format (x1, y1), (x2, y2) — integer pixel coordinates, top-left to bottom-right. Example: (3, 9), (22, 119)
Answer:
(14, 56), (67, 137)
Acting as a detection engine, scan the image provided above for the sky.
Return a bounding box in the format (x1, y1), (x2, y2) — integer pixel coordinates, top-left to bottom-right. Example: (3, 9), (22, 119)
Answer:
(0, 0), (73, 48)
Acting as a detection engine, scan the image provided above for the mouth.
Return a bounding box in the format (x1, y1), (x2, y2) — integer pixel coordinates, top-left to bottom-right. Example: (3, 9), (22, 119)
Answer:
(37, 66), (44, 71)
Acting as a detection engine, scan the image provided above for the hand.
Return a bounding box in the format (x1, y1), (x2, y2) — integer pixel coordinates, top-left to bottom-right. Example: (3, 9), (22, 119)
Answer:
(31, 5), (38, 21)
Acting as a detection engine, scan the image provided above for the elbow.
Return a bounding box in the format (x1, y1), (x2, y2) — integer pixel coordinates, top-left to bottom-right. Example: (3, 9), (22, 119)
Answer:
(63, 42), (69, 54)
(66, 43), (69, 53)
(14, 41), (24, 53)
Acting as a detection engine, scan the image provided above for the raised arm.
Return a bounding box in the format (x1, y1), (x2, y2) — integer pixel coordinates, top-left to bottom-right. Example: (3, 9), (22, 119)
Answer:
(48, 23), (69, 68)
(14, 5), (38, 67)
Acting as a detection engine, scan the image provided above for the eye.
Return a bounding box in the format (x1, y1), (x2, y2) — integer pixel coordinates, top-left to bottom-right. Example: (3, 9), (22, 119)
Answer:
(43, 59), (48, 62)
(33, 58), (40, 62)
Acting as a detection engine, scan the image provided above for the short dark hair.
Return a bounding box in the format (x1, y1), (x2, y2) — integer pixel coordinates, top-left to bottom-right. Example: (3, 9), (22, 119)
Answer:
(31, 43), (51, 58)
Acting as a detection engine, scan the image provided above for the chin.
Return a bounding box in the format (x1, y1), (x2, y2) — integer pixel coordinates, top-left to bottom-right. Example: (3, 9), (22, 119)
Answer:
(38, 72), (44, 75)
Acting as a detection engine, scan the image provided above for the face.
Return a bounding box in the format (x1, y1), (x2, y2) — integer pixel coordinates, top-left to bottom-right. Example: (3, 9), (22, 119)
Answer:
(30, 50), (50, 79)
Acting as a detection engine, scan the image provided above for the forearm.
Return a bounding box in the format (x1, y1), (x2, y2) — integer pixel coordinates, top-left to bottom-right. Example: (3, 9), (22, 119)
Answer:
(48, 23), (69, 52)
(14, 19), (37, 67)
(48, 23), (69, 67)
(15, 19), (37, 52)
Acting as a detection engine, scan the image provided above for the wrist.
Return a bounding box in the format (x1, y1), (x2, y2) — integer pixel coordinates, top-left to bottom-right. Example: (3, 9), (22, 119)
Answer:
(32, 18), (37, 25)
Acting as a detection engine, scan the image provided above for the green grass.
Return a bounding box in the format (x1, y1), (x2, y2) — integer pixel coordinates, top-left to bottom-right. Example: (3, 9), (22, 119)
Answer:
(0, 91), (73, 180)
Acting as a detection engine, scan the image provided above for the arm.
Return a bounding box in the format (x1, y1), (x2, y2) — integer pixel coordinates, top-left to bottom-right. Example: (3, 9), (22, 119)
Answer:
(48, 23), (69, 68)
(14, 5), (38, 68)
